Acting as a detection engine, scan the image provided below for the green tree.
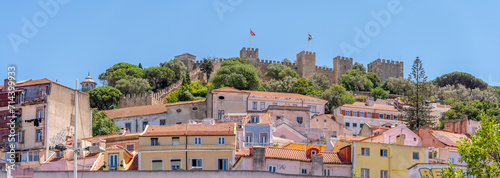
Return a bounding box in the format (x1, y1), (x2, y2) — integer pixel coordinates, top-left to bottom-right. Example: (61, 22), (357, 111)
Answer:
(166, 80), (207, 103)
(88, 86), (122, 110)
(371, 87), (388, 100)
(265, 63), (298, 80)
(403, 57), (435, 130)
(308, 73), (330, 90)
(138, 63), (143, 69)
(262, 76), (297, 93)
(99, 62), (144, 86)
(365, 72), (381, 87)
(340, 69), (374, 91)
(434, 72), (488, 90)
(282, 58), (292, 64)
(92, 108), (120, 136)
(115, 78), (151, 94)
(143, 66), (175, 91)
(160, 58), (187, 81)
(381, 77), (412, 95)
(489, 86), (500, 100)
(441, 115), (500, 177)
(200, 58), (215, 81)
(182, 72), (191, 86)
(321, 84), (355, 114)
(292, 77), (311, 95)
(210, 58), (261, 90)
(352, 62), (366, 74)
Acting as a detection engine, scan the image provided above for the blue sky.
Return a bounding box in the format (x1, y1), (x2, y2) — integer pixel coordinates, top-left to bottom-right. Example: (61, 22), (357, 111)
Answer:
(1, 0), (499, 88)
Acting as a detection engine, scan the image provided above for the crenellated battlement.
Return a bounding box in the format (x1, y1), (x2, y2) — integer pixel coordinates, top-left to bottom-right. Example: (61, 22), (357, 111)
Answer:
(367, 58), (404, 82)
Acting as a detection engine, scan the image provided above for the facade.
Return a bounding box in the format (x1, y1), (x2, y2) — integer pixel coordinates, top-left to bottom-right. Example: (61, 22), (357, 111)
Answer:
(138, 123), (236, 171)
(360, 125), (422, 146)
(444, 118), (480, 135)
(105, 130), (141, 152)
(105, 99), (206, 133)
(358, 124), (390, 137)
(429, 103), (452, 127)
(367, 58), (404, 82)
(351, 141), (428, 178)
(418, 126), (469, 149)
(242, 113), (273, 148)
(102, 145), (138, 171)
(309, 114), (351, 138)
(335, 98), (403, 136)
(0, 78), (91, 167)
(233, 147), (352, 177)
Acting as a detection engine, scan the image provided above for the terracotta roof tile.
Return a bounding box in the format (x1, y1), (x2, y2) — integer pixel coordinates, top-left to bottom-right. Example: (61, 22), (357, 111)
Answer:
(16, 78), (53, 87)
(337, 135), (367, 142)
(103, 99), (205, 119)
(242, 113), (271, 124)
(126, 154), (139, 170)
(429, 129), (469, 147)
(320, 152), (345, 164)
(246, 147), (350, 164)
(105, 145), (133, 157)
(141, 123), (235, 137)
(80, 133), (120, 142)
(282, 143), (326, 151)
(341, 102), (400, 112)
(212, 87), (248, 93)
(244, 90), (326, 102)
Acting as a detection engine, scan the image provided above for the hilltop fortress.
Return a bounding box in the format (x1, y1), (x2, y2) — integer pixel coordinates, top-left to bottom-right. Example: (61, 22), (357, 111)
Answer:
(119, 47), (404, 108)
(238, 47), (403, 84)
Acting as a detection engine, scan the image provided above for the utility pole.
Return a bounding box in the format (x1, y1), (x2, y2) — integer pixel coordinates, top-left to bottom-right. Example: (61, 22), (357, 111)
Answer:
(74, 79), (78, 178)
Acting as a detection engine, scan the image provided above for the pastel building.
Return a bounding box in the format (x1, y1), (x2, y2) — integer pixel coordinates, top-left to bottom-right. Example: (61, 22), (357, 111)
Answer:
(360, 125), (422, 146)
(418, 126), (470, 166)
(233, 147), (352, 177)
(102, 145), (138, 171)
(138, 123), (236, 170)
(335, 98), (403, 136)
(242, 112), (273, 148)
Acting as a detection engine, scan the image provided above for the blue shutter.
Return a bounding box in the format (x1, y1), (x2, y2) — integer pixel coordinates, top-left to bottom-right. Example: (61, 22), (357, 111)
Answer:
(22, 152), (27, 162)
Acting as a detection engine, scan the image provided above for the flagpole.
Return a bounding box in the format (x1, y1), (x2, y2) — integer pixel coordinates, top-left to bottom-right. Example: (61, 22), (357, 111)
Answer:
(249, 28), (251, 48)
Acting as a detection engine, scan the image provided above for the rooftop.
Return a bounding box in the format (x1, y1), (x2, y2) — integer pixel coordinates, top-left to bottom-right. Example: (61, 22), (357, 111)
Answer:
(141, 123), (235, 137)
(242, 147), (348, 164)
(103, 99), (205, 119)
(429, 129), (469, 147)
(211, 87), (327, 102)
(341, 102), (400, 112)
(282, 143), (326, 151)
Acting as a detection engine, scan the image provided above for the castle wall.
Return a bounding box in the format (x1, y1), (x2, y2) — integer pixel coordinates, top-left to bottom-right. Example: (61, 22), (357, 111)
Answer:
(333, 56), (353, 84)
(367, 59), (404, 82)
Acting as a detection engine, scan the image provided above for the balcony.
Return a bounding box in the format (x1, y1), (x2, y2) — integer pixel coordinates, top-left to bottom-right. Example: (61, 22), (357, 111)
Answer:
(244, 142), (272, 148)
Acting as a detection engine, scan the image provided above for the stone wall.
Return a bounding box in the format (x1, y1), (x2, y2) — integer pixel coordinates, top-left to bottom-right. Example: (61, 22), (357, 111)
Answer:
(367, 59), (404, 82)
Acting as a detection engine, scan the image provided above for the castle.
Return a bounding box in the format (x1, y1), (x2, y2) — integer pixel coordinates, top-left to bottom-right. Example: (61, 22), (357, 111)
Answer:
(239, 47), (403, 84)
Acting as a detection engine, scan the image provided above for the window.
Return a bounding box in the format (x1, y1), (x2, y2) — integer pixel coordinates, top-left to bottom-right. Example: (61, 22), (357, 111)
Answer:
(39, 88), (46, 98)
(345, 122), (350, 127)
(311, 150), (317, 155)
(252, 102), (257, 110)
(386, 114), (391, 120)
(218, 96), (225, 100)
(323, 168), (332, 176)
(170, 159), (181, 170)
(218, 137), (225, 145)
(381, 170), (388, 178)
(217, 159), (228, 170)
(268, 165), (277, 172)
(367, 112), (372, 118)
(380, 149), (387, 157)
(218, 110), (224, 120)
(176, 122), (182, 124)
(142, 121), (148, 131)
(449, 158), (454, 164)
(191, 159), (202, 168)
(56, 151), (63, 158)
(312, 106), (317, 113)
(151, 138), (159, 146)
(292, 104), (297, 107)
(360, 123), (364, 128)
(301, 168), (308, 175)
(194, 137), (202, 145)
(21, 152), (27, 162)
(353, 123), (357, 127)
(125, 123), (131, 132)
(29, 152), (39, 162)
(36, 108), (43, 119)
(260, 133), (268, 143)
(332, 131), (337, 138)
(324, 119), (327, 122)
(276, 116), (282, 120)
(160, 119), (166, 125)
(353, 111), (357, 117)
(346, 111), (350, 116)
(413, 152), (419, 160)
(360, 112), (365, 117)
(126, 144), (134, 151)
(260, 102), (265, 110)
(361, 148), (370, 156)
(394, 115), (398, 120)
(16, 131), (24, 143)
(245, 133), (253, 143)
(272, 103), (277, 106)
(152, 160), (163, 170)
(250, 116), (260, 123)
(36, 129), (42, 142)
(361, 168), (370, 178)
(109, 154), (118, 167)
(176, 109), (182, 113)
(379, 114), (384, 119)
(172, 137), (180, 145)
(92, 143), (100, 147)
(297, 117), (303, 124)
(192, 107), (198, 111)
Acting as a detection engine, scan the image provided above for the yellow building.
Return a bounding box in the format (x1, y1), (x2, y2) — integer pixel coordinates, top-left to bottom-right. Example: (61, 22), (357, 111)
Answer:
(352, 136), (428, 178)
(102, 145), (138, 171)
(138, 123), (236, 171)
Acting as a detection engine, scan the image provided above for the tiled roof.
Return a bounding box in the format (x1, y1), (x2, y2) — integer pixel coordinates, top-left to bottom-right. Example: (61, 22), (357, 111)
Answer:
(105, 145), (134, 157)
(141, 123), (235, 137)
(236, 149), (251, 156)
(90, 153), (104, 171)
(429, 129), (469, 147)
(80, 133), (120, 142)
(16, 78), (52, 87)
(103, 99), (205, 119)
(242, 113), (271, 124)
(320, 152), (345, 164)
(126, 154), (139, 170)
(245, 147), (349, 164)
(341, 102), (400, 112)
(175, 53), (195, 57)
(245, 90), (326, 102)
(337, 135), (367, 142)
(212, 87), (249, 93)
(282, 143), (326, 151)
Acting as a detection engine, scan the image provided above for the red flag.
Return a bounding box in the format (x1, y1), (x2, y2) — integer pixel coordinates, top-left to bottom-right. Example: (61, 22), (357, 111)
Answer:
(250, 29), (255, 36)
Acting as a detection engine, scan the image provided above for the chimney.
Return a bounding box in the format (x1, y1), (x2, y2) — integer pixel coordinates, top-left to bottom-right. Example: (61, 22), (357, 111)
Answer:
(396, 134), (405, 145)
(252, 147), (266, 171)
(310, 155), (324, 176)
(366, 97), (375, 106)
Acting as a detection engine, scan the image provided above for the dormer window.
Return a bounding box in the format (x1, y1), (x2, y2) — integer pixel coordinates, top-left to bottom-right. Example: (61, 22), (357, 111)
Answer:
(250, 116), (260, 123)
(311, 150), (317, 155)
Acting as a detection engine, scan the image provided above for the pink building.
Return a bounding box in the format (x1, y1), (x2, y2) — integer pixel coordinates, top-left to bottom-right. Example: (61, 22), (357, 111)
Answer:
(360, 125), (422, 146)
(233, 147), (352, 176)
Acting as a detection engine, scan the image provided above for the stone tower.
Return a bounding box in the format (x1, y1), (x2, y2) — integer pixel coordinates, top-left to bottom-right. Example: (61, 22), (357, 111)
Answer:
(240, 47), (259, 66)
(80, 73), (97, 92)
(333, 56), (353, 84)
(175, 53), (197, 71)
(367, 59), (404, 82)
(295, 51), (316, 79)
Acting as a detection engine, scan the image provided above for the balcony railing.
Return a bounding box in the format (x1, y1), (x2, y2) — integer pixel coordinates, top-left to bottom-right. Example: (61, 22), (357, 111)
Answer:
(244, 142), (272, 147)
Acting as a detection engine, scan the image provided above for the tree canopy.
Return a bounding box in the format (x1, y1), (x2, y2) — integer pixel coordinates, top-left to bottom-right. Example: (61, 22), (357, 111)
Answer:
(340, 69), (375, 92)
(115, 78), (151, 94)
(308, 73), (330, 90)
(200, 58), (215, 81)
(143, 66), (175, 91)
(320, 84), (355, 114)
(88, 86), (122, 110)
(433, 72), (488, 90)
(262, 76), (297, 93)
(352, 62), (366, 74)
(92, 108), (120, 136)
(265, 63), (298, 80)
(210, 58), (261, 90)
(370, 87), (388, 100)
(160, 58), (187, 81)
(380, 77), (412, 95)
(98, 62), (144, 86)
